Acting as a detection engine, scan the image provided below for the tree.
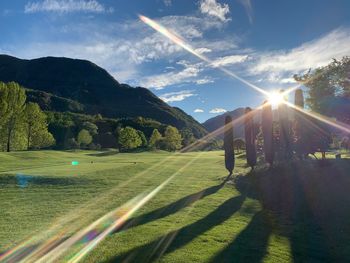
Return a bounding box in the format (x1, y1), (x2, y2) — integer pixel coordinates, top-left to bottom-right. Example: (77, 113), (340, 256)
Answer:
(224, 116), (235, 176)
(233, 138), (245, 153)
(244, 107), (256, 169)
(0, 82), (26, 152)
(77, 129), (92, 147)
(82, 121), (98, 136)
(137, 130), (148, 147)
(180, 128), (195, 147)
(278, 90), (292, 160)
(262, 101), (274, 166)
(23, 102), (55, 149)
(149, 129), (162, 149)
(163, 126), (182, 151)
(0, 82), (10, 126)
(118, 126), (142, 151)
(293, 89), (307, 158)
(294, 57), (350, 124)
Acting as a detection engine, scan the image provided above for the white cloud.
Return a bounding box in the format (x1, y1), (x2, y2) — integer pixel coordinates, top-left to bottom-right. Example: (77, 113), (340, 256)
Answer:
(163, 0), (172, 7)
(5, 12), (240, 86)
(237, 0), (253, 24)
(199, 0), (231, 22)
(159, 90), (196, 103)
(195, 47), (212, 54)
(210, 108), (227, 113)
(194, 108), (204, 113)
(138, 62), (203, 89)
(195, 77), (214, 85)
(251, 28), (350, 79)
(24, 0), (112, 13)
(211, 54), (248, 67)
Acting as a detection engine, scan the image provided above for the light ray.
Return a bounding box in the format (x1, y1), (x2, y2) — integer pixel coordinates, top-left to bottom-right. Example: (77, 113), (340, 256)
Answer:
(40, 155), (202, 263)
(1, 100), (267, 263)
(139, 15), (269, 96)
(284, 101), (350, 134)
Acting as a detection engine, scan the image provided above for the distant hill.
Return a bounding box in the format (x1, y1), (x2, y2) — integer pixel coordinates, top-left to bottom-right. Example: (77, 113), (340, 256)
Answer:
(202, 108), (246, 139)
(0, 54), (207, 138)
(203, 106), (295, 139)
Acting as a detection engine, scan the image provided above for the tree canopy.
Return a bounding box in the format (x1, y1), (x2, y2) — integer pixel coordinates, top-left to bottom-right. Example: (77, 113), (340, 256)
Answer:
(163, 126), (182, 151)
(149, 129), (162, 149)
(118, 126), (142, 150)
(294, 56), (350, 124)
(77, 129), (93, 147)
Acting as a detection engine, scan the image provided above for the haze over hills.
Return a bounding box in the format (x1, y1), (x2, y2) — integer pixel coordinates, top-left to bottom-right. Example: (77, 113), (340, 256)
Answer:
(0, 54), (207, 138)
(202, 108), (246, 138)
(203, 107), (278, 139)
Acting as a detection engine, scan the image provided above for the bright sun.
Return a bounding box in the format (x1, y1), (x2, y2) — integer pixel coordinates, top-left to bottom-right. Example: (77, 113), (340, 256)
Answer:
(267, 91), (285, 106)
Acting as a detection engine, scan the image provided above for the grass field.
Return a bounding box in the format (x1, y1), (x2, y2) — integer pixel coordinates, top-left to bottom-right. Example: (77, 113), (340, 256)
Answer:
(1, 150), (350, 262)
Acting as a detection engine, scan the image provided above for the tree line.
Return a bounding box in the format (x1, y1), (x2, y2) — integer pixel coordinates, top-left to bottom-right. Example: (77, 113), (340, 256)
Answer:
(224, 57), (350, 174)
(0, 82), (54, 152)
(0, 81), (192, 152)
(224, 87), (335, 175)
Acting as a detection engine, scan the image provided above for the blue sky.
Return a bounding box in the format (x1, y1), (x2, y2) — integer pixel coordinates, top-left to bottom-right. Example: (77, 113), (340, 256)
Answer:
(1, 0), (350, 122)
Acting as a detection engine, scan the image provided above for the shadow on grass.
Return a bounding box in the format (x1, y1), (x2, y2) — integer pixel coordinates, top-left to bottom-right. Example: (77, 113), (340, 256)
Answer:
(99, 159), (350, 262)
(87, 150), (119, 157)
(211, 158), (350, 262)
(116, 182), (226, 234)
(0, 174), (88, 187)
(209, 210), (272, 263)
(107, 195), (245, 262)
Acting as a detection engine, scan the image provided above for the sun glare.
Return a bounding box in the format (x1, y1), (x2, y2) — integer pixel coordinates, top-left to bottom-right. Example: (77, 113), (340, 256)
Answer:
(267, 91), (285, 106)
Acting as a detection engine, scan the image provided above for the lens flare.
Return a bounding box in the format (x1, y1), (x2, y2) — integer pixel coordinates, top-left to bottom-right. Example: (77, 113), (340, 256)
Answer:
(1, 99), (265, 262)
(285, 101), (350, 134)
(139, 15), (269, 96)
(267, 91), (285, 107)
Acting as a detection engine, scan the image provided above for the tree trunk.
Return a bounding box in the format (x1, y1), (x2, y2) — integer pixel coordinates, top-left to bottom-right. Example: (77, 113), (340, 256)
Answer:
(7, 127), (11, 152)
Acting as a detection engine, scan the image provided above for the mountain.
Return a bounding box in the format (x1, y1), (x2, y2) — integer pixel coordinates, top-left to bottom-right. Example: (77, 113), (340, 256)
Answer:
(203, 106), (292, 139)
(202, 108), (246, 139)
(0, 54), (207, 137)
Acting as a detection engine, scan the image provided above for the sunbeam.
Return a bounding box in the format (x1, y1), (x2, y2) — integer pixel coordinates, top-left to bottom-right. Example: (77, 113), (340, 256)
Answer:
(41, 155), (202, 263)
(139, 15), (270, 96)
(284, 101), (350, 134)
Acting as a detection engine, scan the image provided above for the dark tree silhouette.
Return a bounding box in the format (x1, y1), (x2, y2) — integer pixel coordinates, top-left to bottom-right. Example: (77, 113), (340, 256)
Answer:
(278, 90), (292, 159)
(224, 116), (235, 176)
(294, 89), (306, 158)
(244, 107), (257, 169)
(262, 101), (274, 166)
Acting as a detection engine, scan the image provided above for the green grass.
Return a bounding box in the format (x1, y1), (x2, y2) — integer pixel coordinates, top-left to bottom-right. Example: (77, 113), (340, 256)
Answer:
(0, 150), (349, 262)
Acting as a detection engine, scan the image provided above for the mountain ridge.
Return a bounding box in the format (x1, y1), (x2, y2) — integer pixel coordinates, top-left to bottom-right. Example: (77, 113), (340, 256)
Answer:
(0, 54), (207, 137)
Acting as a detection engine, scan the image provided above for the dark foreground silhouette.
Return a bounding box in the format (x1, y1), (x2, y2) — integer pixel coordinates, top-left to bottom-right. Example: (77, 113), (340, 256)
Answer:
(106, 158), (350, 262)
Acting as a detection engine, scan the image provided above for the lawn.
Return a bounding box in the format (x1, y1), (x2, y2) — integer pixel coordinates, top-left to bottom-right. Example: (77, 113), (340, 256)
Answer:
(0, 150), (349, 262)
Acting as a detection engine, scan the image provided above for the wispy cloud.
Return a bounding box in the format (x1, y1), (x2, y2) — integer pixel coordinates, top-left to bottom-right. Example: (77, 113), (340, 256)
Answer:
(209, 108), (227, 113)
(251, 28), (350, 82)
(237, 0), (253, 24)
(199, 0), (231, 22)
(211, 54), (248, 67)
(138, 61), (203, 89)
(195, 77), (214, 85)
(24, 0), (112, 14)
(194, 108), (204, 113)
(163, 0), (172, 7)
(159, 90), (196, 103)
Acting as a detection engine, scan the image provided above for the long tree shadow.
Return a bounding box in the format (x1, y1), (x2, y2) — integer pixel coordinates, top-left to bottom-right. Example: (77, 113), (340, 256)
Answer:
(107, 195), (245, 262)
(0, 174), (88, 187)
(116, 182), (226, 234)
(218, 159), (350, 262)
(209, 210), (272, 263)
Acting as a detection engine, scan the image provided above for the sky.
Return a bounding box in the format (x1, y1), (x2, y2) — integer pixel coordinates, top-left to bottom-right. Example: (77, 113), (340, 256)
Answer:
(0, 0), (350, 122)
